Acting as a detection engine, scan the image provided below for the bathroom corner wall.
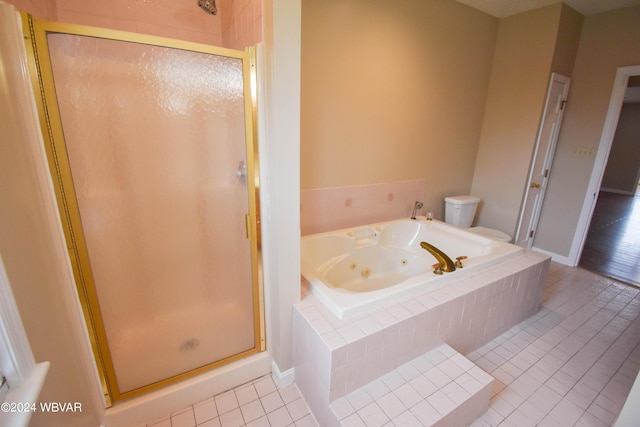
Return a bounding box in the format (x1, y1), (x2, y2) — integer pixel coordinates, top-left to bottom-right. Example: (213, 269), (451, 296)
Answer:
(470, 3), (582, 238)
(549, 4), (584, 78)
(301, 179), (427, 235)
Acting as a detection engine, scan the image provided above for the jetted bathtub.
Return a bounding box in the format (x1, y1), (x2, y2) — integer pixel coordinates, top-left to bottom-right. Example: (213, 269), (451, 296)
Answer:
(301, 218), (524, 318)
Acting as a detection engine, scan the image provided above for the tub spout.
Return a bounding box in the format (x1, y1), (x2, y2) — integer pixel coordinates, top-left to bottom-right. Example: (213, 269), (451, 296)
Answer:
(420, 241), (456, 272)
(411, 201), (424, 220)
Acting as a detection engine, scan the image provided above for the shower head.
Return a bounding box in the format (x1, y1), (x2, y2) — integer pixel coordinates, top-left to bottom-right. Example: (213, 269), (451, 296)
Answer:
(198, 0), (217, 15)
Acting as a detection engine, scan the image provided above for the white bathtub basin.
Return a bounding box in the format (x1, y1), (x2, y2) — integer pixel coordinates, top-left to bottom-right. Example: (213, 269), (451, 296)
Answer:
(301, 218), (524, 318)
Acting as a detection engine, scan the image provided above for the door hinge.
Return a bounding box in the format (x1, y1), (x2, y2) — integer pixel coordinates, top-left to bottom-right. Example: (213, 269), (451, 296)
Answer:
(529, 230), (534, 238)
(560, 100), (567, 110)
(544, 169), (549, 178)
(245, 214), (250, 239)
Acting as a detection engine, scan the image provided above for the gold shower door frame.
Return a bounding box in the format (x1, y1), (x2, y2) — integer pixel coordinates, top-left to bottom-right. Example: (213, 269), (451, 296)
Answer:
(22, 15), (264, 405)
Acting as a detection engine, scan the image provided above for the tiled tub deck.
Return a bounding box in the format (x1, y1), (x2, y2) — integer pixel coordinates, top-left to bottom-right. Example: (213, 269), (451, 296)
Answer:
(293, 250), (550, 426)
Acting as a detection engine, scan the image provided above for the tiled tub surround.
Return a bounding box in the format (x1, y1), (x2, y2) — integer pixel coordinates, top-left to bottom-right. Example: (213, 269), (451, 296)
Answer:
(300, 179), (427, 236)
(294, 250), (550, 426)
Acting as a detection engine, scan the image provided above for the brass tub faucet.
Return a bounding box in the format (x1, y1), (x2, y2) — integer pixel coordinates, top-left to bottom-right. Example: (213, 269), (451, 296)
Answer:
(420, 241), (456, 273)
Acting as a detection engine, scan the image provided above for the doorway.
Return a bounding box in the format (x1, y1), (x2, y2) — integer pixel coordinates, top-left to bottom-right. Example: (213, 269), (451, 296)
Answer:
(23, 16), (264, 404)
(579, 192), (640, 286)
(578, 74), (640, 286)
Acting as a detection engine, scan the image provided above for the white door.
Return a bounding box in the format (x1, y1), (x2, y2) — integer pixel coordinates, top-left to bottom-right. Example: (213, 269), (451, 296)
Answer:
(515, 73), (571, 248)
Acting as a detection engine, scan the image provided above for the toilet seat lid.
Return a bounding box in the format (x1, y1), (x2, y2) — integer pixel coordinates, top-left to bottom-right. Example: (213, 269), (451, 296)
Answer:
(445, 195), (481, 205)
(469, 226), (511, 242)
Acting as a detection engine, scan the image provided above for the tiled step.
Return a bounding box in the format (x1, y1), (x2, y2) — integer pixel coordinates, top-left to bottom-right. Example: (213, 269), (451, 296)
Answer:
(330, 344), (493, 426)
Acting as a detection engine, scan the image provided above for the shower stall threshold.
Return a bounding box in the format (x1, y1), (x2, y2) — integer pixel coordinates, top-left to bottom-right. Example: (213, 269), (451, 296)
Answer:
(102, 352), (271, 427)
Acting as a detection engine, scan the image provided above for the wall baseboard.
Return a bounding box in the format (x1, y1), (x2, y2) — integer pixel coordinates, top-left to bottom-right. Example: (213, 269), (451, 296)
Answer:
(531, 246), (575, 266)
(600, 187), (636, 196)
(271, 360), (295, 388)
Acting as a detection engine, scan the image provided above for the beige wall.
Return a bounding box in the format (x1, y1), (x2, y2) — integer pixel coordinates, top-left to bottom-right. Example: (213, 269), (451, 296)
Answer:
(301, 0), (498, 219)
(259, 0), (302, 382)
(550, 4), (585, 77)
(1, 5), (103, 425)
(1, 99), (103, 427)
(470, 3), (582, 237)
(535, 5), (640, 256)
(601, 103), (640, 193)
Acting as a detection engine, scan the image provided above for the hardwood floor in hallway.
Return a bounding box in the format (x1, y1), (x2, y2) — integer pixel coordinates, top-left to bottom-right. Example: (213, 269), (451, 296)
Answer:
(579, 191), (640, 287)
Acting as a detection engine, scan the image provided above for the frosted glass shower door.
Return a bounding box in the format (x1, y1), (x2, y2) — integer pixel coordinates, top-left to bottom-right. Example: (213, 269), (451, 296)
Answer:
(41, 31), (262, 400)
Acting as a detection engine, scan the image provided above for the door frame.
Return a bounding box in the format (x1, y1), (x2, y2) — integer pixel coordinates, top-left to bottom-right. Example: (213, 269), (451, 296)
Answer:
(568, 65), (640, 266)
(514, 73), (571, 248)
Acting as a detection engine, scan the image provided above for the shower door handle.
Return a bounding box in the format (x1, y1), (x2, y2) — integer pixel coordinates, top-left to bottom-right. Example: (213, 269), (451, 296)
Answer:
(235, 160), (247, 184)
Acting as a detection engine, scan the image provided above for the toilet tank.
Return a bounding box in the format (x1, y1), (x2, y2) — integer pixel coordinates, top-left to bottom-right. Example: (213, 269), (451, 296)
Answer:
(444, 195), (481, 228)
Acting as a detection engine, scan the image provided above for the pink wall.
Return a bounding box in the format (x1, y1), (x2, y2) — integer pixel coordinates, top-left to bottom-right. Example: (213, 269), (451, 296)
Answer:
(301, 179), (428, 235)
(7, 0), (262, 49)
(6, 0), (57, 20)
(219, 0), (263, 50)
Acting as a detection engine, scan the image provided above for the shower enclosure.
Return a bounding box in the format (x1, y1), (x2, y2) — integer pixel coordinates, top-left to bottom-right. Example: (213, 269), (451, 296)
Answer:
(23, 16), (263, 404)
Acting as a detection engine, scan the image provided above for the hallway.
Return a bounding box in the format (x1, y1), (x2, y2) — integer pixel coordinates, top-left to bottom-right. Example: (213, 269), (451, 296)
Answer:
(579, 192), (640, 287)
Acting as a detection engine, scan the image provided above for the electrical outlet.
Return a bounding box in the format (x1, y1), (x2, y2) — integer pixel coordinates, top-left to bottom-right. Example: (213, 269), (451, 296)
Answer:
(573, 146), (595, 158)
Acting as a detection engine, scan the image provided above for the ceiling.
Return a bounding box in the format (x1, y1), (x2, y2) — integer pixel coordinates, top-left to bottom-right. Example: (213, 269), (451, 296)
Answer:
(456, 0), (640, 18)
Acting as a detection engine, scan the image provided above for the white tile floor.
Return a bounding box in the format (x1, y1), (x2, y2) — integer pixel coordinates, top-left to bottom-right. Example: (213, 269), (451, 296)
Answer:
(144, 262), (640, 426)
(331, 344), (494, 426)
(470, 262), (640, 427)
(143, 376), (317, 427)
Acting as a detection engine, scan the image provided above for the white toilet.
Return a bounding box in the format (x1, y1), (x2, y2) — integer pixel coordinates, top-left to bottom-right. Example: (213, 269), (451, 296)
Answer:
(444, 195), (512, 242)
